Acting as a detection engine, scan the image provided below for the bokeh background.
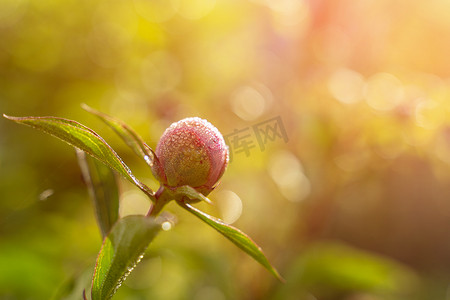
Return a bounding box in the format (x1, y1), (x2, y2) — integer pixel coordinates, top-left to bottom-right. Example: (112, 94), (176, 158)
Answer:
(2, 0), (450, 299)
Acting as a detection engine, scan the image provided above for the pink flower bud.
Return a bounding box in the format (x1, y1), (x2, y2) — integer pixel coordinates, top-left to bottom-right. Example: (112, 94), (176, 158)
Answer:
(152, 117), (229, 196)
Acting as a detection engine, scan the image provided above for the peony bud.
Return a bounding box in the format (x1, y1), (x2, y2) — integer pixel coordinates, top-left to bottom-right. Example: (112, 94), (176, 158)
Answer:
(152, 117), (229, 196)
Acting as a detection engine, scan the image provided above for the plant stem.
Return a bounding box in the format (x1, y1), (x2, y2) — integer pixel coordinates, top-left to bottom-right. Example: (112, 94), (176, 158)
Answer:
(147, 186), (170, 217)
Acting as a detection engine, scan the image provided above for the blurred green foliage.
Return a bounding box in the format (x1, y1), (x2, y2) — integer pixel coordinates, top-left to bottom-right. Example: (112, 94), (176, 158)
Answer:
(2, 0), (450, 299)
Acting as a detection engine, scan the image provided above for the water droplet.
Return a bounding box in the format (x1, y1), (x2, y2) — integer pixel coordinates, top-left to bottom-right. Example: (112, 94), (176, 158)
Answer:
(161, 221), (172, 231)
(39, 189), (54, 201)
(144, 155), (153, 166)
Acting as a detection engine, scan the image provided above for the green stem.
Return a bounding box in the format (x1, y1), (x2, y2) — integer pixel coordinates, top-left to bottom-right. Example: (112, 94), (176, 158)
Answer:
(147, 186), (170, 217)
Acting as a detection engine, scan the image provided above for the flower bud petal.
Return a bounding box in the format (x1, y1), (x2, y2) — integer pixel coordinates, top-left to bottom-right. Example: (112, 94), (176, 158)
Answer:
(152, 117), (229, 195)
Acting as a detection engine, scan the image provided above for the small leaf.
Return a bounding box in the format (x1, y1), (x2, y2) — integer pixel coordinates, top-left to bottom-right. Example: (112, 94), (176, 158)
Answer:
(82, 104), (156, 168)
(3, 114), (155, 200)
(91, 215), (162, 300)
(171, 185), (212, 204)
(77, 149), (119, 239)
(179, 202), (283, 281)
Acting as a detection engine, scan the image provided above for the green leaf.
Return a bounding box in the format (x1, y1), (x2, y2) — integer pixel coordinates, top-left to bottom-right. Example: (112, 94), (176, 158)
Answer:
(77, 149), (119, 239)
(3, 114), (155, 200)
(272, 242), (418, 299)
(91, 215), (162, 300)
(82, 104), (156, 168)
(301, 242), (417, 291)
(170, 185), (213, 204)
(178, 202), (283, 281)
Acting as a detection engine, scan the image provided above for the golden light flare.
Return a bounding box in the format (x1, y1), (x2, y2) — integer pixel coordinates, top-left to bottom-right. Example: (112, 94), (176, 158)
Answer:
(328, 68), (365, 104)
(214, 190), (243, 224)
(230, 83), (273, 121)
(268, 150), (310, 202)
(364, 73), (404, 112)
